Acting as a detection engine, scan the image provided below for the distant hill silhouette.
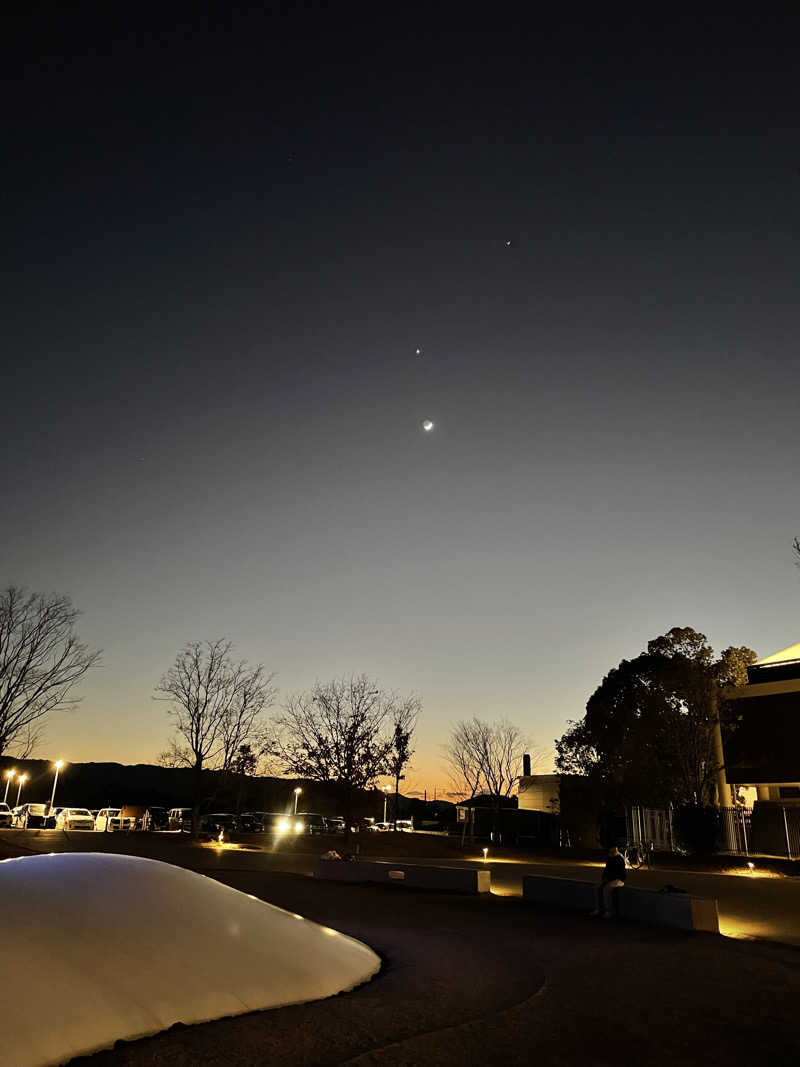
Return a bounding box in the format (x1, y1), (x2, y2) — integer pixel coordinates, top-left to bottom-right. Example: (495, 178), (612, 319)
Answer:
(0, 756), (455, 825)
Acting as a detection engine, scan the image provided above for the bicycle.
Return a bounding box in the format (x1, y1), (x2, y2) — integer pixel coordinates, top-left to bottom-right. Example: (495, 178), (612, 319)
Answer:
(623, 841), (653, 869)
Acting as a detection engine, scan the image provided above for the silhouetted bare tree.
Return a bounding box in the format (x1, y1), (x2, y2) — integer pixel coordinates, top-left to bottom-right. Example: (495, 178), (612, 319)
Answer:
(444, 717), (540, 841)
(155, 639), (275, 832)
(444, 719), (486, 801)
(0, 586), (100, 758)
(274, 676), (420, 831)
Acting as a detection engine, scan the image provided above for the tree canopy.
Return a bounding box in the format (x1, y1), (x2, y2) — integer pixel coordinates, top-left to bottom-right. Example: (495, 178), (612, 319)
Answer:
(555, 627), (755, 807)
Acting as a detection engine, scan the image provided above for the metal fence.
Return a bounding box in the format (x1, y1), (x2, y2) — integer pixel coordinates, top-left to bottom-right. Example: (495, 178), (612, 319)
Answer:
(719, 805), (753, 855)
(626, 806), (675, 852)
(627, 804), (800, 859)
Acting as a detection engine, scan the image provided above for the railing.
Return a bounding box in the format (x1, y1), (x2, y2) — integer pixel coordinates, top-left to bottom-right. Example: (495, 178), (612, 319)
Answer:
(719, 805), (753, 855)
(626, 806), (674, 852)
(627, 804), (800, 859)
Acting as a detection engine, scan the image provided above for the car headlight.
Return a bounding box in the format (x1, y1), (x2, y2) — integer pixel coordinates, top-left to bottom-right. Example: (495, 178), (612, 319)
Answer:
(277, 818), (290, 833)
(294, 821), (304, 833)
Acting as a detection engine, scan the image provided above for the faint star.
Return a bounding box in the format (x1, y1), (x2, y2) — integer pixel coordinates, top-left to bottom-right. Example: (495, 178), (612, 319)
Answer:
(421, 419), (435, 433)
(505, 239), (512, 247)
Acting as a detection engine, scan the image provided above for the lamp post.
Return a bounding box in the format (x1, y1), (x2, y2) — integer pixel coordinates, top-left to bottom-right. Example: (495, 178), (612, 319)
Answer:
(49, 760), (65, 810)
(382, 785), (391, 824)
(15, 774), (27, 807)
(3, 769), (15, 805)
(293, 787), (302, 815)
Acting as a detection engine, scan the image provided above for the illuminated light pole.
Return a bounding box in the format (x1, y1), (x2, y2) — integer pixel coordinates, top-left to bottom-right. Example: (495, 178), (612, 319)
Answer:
(293, 787), (302, 815)
(49, 760), (65, 811)
(15, 774), (28, 807)
(382, 785), (391, 824)
(3, 769), (16, 805)
(483, 847), (489, 863)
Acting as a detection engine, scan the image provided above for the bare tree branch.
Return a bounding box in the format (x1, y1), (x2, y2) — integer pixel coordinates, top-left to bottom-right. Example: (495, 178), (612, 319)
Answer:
(0, 586), (101, 757)
(155, 639), (274, 830)
(273, 676), (421, 828)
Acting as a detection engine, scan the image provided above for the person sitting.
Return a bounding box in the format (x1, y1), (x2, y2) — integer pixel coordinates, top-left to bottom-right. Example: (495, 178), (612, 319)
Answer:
(590, 846), (626, 918)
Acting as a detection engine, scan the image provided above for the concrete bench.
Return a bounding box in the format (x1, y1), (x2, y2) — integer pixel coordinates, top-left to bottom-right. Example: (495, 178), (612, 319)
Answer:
(522, 875), (719, 933)
(313, 857), (491, 894)
(522, 874), (597, 911)
(615, 885), (719, 933)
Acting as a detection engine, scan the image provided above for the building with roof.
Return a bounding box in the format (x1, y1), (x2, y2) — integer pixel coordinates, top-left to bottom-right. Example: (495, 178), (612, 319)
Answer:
(723, 641), (800, 802)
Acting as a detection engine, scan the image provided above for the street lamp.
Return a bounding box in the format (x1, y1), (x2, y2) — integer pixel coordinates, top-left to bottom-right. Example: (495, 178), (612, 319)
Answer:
(382, 785), (391, 824)
(3, 769), (16, 805)
(15, 773), (27, 807)
(49, 760), (65, 811)
(293, 787), (302, 815)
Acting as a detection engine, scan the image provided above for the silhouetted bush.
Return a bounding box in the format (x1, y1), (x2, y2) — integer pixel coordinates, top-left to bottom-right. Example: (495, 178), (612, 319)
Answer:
(673, 804), (720, 854)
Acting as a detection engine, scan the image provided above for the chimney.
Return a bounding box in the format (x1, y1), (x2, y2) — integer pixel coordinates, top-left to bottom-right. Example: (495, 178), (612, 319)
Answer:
(522, 753), (531, 777)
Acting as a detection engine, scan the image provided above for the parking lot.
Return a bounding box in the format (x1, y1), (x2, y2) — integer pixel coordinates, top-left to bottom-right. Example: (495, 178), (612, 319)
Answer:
(0, 800), (353, 836)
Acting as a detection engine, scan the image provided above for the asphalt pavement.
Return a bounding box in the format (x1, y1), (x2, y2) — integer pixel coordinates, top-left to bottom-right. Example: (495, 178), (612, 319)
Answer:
(71, 867), (800, 1066)
(3, 830), (800, 945)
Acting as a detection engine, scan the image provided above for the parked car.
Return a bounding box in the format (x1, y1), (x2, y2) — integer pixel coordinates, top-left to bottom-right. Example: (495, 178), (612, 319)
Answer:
(238, 812), (265, 832)
(56, 807), (95, 831)
(263, 812), (304, 835)
(297, 812), (327, 835)
(168, 807), (193, 832)
(94, 808), (135, 832)
(395, 818), (414, 832)
(0, 802), (12, 828)
(371, 821), (391, 832)
(139, 806), (169, 831)
(200, 813), (237, 835)
(13, 803), (48, 829)
(325, 816), (345, 833)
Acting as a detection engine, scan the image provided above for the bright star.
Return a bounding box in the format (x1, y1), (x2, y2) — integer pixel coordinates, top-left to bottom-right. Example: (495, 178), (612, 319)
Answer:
(421, 419), (435, 433)
(415, 347), (421, 355)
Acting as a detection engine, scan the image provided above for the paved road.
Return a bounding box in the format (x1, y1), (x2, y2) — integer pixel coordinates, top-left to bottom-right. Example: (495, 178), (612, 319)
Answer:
(75, 867), (800, 1066)
(4, 830), (800, 945)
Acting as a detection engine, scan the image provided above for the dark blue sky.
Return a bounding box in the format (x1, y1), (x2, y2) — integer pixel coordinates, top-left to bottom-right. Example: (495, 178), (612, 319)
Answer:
(4, 11), (800, 789)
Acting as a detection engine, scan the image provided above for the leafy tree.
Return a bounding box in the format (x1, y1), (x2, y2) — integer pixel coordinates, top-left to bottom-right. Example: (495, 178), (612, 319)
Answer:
(556, 627), (755, 808)
(0, 586), (101, 757)
(155, 639), (275, 833)
(273, 676), (421, 832)
(385, 703), (418, 827)
(232, 742), (258, 777)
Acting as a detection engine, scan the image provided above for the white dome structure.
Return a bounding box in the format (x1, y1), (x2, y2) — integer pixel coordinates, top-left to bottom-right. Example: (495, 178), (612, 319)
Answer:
(0, 853), (380, 1067)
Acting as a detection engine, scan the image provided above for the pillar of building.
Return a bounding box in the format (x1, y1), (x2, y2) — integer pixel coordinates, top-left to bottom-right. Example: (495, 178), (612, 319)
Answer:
(756, 785), (771, 802)
(711, 713), (732, 808)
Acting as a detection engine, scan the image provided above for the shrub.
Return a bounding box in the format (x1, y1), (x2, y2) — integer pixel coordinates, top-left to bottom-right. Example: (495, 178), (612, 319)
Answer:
(673, 804), (720, 855)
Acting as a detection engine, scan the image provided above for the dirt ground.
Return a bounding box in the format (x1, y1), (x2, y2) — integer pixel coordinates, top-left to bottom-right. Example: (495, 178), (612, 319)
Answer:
(68, 866), (800, 1067)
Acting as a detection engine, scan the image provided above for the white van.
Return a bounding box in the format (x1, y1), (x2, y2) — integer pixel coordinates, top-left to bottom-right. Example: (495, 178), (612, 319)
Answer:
(168, 807), (193, 832)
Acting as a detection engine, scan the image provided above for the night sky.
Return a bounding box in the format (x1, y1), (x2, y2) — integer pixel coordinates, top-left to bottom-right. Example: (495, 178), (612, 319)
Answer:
(4, 11), (800, 791)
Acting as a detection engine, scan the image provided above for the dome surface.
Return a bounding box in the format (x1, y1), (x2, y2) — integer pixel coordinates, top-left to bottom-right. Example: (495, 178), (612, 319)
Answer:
(0, 852), (380, 1066)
